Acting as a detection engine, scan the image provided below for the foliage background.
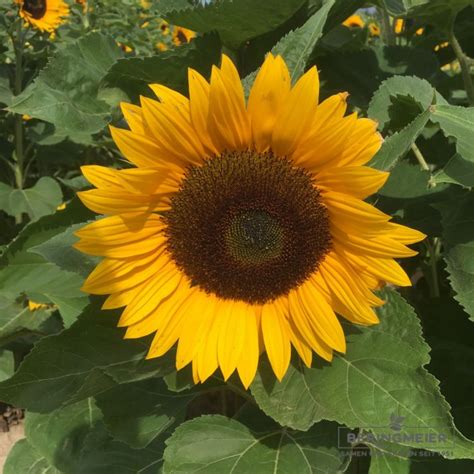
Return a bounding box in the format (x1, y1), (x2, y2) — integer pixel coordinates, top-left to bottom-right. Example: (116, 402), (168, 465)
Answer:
(0, 0), (473, 472)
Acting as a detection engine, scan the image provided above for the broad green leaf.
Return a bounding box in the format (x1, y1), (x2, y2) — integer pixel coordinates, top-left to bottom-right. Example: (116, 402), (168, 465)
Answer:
(430, 105), (474, 186)
(163, 0), (306, 48)
(273, 0), (335, 82)
(0, 199), (92, 321)
(0, 298), (57, 345)
(0, 74), (12, 106)
(95, 378), (196, 448)
(163, 414), (347, 473)
(436, 193), (474, 322)
(369, 109), (432, 170)
(0, 300), (175, 412)
(368, 441), (411, 474)
(375, 161), (453, 237)
(8, 33), (122, 135)
(0, 177), (62, 222)
(368, 76), (435, 131)
(250, 290), (474, 459)
(3, 439), (59, 474)
(318, 46), (440, 110)
(103, 33), (221, 102)
(30, 223), (98, 279)
(0, 350), (14, 381)
(25, 398), (102, 472)
(23, 398), (166, 473)
(242, 0), (334, 94)
(381, 0), (473, 26)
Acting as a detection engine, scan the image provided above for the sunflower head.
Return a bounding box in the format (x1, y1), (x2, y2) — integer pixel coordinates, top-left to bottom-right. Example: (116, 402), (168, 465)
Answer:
(172, 26), (196, 45)
(18, 0), (69, 32)
(75, 54), (425, 388)
(342, 14), (364, 28)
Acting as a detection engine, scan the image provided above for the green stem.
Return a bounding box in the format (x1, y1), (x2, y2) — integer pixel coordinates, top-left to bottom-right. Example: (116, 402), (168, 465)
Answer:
(448, 28), (474, 105)
(411, 143), (430, 171)
(13, 20), (26, 223)
(425, 239), (440, 298)
(380, 8), (395, 46)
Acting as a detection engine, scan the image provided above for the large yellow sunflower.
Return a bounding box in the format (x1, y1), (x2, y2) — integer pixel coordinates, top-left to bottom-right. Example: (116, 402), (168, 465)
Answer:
(75, 54), (425, 388)
(18, 0), (69, 32)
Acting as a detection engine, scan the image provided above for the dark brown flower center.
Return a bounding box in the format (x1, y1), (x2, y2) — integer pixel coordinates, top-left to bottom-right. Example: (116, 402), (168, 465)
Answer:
(23, 0), (47, 19)
(164, 150), (332, 304)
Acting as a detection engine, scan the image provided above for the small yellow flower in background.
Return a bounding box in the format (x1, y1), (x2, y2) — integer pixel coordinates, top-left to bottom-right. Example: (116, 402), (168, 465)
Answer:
(141, 21), (150, 29)
(140, 0), (151, 8)
(156, 42), (168, 52)
(342, 14), (364, 28)
(159, 20), (170, 36)
(435, 41), (449, 52)
(415, 27), (424, 35)
(75, 54), (425, 388)
(172, 26), (196, 45)
(28, 300), (50, 311)
(75, 0), (88, 13)
(394, 19), (404, 34)
(22, 114), (32, 121)
(368, 22), (381, 36)
(117, 42), (133, 53)
(57, 203), (66, 211)
(17, 0), (69, 33)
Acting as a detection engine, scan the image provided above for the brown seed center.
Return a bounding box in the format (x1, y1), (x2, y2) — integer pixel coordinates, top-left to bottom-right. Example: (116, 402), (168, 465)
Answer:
(164, 150), (332, 304)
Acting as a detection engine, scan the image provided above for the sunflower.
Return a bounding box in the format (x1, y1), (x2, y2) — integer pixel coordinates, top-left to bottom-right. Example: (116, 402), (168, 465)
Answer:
(342, 14), (364, 28)
(75, 54), (425, 388)
(18, 0), (69, 32)
(172, 26), (196, 45)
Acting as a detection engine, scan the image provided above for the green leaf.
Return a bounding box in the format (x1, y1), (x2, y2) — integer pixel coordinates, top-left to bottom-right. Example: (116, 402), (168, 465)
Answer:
(0, 298), (57, 345)
(25, 398), (102, 472)
(243, 0), (334, 92)
(0, 350), (14, 381)
(163, 414), (347, 473)
(30, 223), (98, 279)
(8, 33), (122, 135)
(250, 290), (474, 459)
(430, 105), (474, 186)
(369, 109), (432, 171)
(103, 33), (221, 102)
(163, 0), (306, 48)
(0, 300), (175, 412)
(368, 442), (411, 474)
(272, 0), (335, 82)
(0, 199), (92, 322)
(368, 76), (435, 131)
(23, 398), (166, 473)
(0, 74), (12, 106)
(3, 439), (59, 474)
(436, 193), (474, 322)
(0, 177), (63, 222)
(95, 378), (196, 448)
(381, 0), (473, 24)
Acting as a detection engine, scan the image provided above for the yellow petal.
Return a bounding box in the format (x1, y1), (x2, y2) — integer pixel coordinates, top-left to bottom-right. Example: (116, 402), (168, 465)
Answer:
(297, 281), (346, 353)
(121, 102), (145, 134)
(271, 67), (319, 156)
(261, 302), (291, 381)
(236, 306), (260, 389)
(208, 58), (251, 151)
(316, 166), (389, 199)
(217, 300), (249, 380)
(188, 68), (219, 154)
(248, 54), (291, 152)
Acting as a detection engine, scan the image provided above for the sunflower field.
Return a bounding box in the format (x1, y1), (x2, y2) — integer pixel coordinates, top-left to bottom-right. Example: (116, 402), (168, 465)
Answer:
(0, 0), (473, 472)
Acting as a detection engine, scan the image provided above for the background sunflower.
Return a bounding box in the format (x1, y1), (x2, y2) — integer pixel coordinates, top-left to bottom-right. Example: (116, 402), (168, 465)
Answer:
(17, 0), (69, 32)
